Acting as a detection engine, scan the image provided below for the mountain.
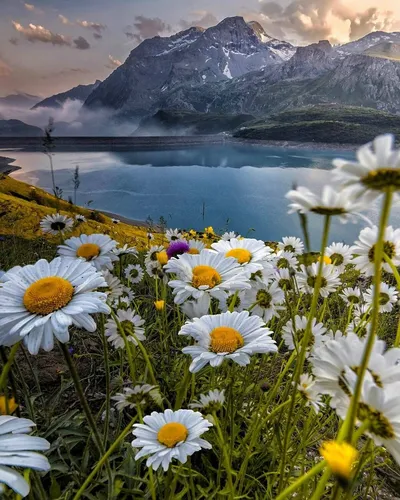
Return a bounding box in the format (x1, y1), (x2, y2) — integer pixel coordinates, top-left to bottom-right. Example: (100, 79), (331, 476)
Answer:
(84, 16), (295, 117)
(364, 42), (400, 61)
(0, 119), (43, 137)
(335, 31), (400, 56)
(32, 80), (101, 109)
(0, 93), (41, 108)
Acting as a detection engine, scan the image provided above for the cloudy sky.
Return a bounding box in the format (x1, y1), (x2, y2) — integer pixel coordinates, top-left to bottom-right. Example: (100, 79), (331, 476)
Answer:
(1, 0), (399, 97)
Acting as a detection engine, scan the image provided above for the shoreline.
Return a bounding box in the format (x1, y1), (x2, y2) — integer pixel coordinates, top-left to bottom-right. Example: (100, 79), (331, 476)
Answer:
(0, 156), (20, 174)
(0, 135), (359, 153)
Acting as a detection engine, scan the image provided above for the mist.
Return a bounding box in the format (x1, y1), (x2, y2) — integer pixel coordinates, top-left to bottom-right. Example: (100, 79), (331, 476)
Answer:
(0, 99), (139, 136)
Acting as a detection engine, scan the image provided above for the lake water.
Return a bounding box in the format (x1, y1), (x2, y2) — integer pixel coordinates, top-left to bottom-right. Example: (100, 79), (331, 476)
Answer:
(8, 143), (400, 248)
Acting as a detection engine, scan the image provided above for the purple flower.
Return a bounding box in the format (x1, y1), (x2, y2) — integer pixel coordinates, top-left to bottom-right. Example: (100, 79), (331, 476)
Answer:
(68, 347), (74, 354)
(167, 240), (190, 259)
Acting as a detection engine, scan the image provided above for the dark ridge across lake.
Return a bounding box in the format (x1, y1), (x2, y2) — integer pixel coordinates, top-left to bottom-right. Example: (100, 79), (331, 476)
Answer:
(0, 136), (359, 153)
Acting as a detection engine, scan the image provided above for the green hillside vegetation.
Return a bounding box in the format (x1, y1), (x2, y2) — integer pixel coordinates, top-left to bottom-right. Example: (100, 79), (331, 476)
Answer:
(233, 105), (400, 144)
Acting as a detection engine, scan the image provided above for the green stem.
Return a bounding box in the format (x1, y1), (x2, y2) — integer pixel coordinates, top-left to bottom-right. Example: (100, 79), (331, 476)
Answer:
(111, 310), (136, 382)
(132, 334), (157, 386)
(72, 416), (137, 500)
(342, 189), (393, 442)
(275, 461), (325, 500)
(0, 343), (20, 390)
(278, 215), (331, 491)
(212, 412), (235, 500)
(100, 316), (110, 447)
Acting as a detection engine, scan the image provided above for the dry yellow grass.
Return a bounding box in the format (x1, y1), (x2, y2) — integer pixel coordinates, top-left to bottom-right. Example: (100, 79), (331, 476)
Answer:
(0, 176), (163, 249)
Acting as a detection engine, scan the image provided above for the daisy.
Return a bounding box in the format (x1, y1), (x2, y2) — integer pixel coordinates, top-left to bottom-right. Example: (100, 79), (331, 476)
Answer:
(132, 409), (212, 471)
(147, 232), (154, 241)
(242, 279), (285, 322)
(189, 389), (225, 413)
(0, 416), (51, 497)
(335, 373), (400, 466)
(364, 282), (398, 313)
(325, 243), (353, 274)
(58, 234), (119, 271)
(333, 134), (400, 199)
(340, 287), (362, 306)
(145, 246), (165, 266)
(180, 296), (210, 319)
(297, 374), (323, 414)
(272, 251), (298, 270)
(112, 218), (120, 224)
(275, 268), (294, 291)
(179, 311), (277, 373)
(112, 384), (162, 411)
(75, 214), (86, 223)
(165, 250), (250, 310)
(278, 237), (304, 255)
(286, 185), (371, 223)
(311, 333), (400, 407)
(211, 238), (272, 275)
(145, 261), (168, 282)
(166, 228), (182, 242)
(282, 315), (327, 353)
(218, 290), (246, 313)
(0, 258), (109, 354)
(122, 286), (135, 302)
(40, 213), (74, 235)
(351, 225), (400, 276)
(124, 264), (144, 284)
(113, 244), (138, 257)
(105, 309), (145, 349)
(221, 231), (239, 241)
(297, 263), (341, 298)
(102, 271), (124, 303)
(188, 240), (206, 255)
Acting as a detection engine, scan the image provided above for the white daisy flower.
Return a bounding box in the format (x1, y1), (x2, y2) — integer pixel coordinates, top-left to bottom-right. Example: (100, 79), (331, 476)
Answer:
(117, 296), (131, 307)
(145, 245), (166, 266)
(221, 231), (239, 241)
(166, 228), (182, 242)
(325, 242), (353, 274)
(340, 287), (362, 306)
(218, 290), (246, 313)
(147, 232), (154, 241)
(275, 268), (294, 291)
(75, 214), (86, 223)
(179, 311), (277, 373)
(333, 134), (400, 199)
(180, 296), (210, 319)
(242, 279), (285, 322)
(122, 286), (135, 301)
(335, 372), (400, 466)
(297, 374), (323, 414)
(58, 234), (119, 271)
(278, 237), (304, 255)
(102, 270), (124, 303)
(286, 185), (371, 223)
(112, 384), (162, 411)
(311, 333), (400, 407)
(351, 225), (400, 277)
(282, 315), (327, 354)
(272, 251), (298, 270)
(112, 218), (120, 224)
(297, 263), (341, 298)
(105, 309), (145, 349)
(365, 282), (398, 313)
(211, 238), (272, 275)
(0, 416), (51, 497)
(0, 258), (109, 354)
(132, 409), (212, 471)
(145, 261), (167, 281)
(165, 250), (250, 310)
(113, 244), (138, 257)
(189, 389), (225, 412)
(188, 240), (206, 255)
(40, 213), (74, 235)
(124, 264), (144, 284)
(249, 261), (276, 283)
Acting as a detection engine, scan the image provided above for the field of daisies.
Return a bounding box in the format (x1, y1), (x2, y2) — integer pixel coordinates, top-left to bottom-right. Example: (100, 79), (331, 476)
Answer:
(0, 134), (400, 499)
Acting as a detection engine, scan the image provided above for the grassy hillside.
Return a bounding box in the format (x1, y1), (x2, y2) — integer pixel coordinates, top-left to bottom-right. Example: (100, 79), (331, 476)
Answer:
(233, 105), (400, 144)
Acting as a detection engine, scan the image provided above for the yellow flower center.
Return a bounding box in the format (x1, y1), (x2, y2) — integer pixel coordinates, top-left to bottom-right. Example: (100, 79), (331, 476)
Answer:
(226, 248), (251, 264)
(192, 265), (221, 289)
(157, 422), (188, 448)
(76, 243), (101, 261)
(320, 441), (358, 483)
(23, 277), (74, 315)
(210, 326), (244, 353)
(188, 248), (200, 255)
(318, 255), (332, 265)
(0, 396), (18, 415)
(156, 251), (169, 266)
(361, 167), (400, 190)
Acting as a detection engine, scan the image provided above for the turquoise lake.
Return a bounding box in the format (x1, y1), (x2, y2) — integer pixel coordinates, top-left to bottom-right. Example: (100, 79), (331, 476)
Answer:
(8, 143), (400, 248)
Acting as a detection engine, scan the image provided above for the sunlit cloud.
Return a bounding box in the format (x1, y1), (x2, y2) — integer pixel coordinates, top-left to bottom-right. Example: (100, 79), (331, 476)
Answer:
(12, 21), (71, 46)
(124, 16), (171, 43)
(24, 3), (35, 11)
(106, 55), (122, 69)
(77, 20), (107, 34)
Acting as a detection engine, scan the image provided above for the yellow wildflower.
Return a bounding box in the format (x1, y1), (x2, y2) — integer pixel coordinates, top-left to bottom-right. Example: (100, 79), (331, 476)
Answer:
(320, 441), (358, 486)
(0, 396), (18, 415)
(154, 300), (165, 311)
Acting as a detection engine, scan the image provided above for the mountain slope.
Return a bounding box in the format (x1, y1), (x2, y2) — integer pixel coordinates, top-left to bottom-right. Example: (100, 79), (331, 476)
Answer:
(0, 119), (43, 137)
(32, 80), (101, 109)
(336, 31), (400, 56)
(84, 16), (295, 117)
(0, 93), (41, 109)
